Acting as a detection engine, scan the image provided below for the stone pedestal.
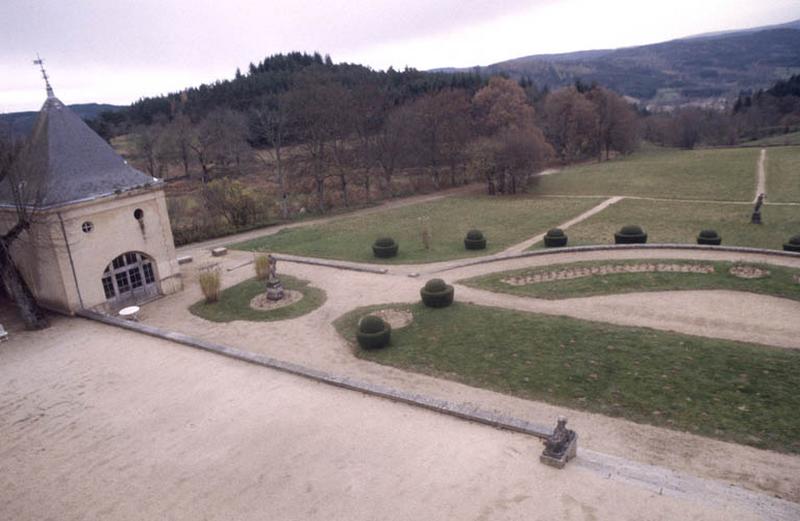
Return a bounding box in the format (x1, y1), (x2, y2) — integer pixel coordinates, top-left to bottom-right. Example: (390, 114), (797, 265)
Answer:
(540, 433), (577, 469)
(266, 277), (285, 301)
(540, 416), (578, 469)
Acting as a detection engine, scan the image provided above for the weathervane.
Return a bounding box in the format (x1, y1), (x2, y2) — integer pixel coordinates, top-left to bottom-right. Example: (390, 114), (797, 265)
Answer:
(33, 53), (54, 98)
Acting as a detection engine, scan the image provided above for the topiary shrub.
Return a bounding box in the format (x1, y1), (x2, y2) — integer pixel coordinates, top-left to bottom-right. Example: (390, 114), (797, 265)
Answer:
(614, 225), (647, 244)
(784, 234), (800, 253)
(420, 278), (455, 308)
(464, 229), (487, 250)
(372, 237), (399, 258)
(544, 228), (568, 248)
(356, 315), (391, 349)
(697, 229), (722, 246)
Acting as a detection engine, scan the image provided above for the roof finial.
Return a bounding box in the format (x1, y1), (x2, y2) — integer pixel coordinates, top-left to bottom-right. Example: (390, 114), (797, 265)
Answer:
(33, 53), (55, 98)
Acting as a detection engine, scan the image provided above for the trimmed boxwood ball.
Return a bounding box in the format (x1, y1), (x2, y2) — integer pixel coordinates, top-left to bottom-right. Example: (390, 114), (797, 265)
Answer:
(372, 237), (398, 258)
(420, 278), (455, 308)
(544, 228), (568, 248)
(697, 229), (722, 245)
(784, 234), (800, 253)
(356, 315), (391, 349)
(464, 229), (487, 250)
(614, 225), (648, 244)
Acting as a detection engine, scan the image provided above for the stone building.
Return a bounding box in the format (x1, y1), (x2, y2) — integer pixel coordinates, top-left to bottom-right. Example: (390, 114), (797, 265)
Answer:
(0, 90), (181, 314)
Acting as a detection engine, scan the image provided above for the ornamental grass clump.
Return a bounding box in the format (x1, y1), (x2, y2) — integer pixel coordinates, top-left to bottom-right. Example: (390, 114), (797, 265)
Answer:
(420, 278), (455, 308)
(356, 315), (391, 349)
(614, 225), (647, 244)
(697, 229), (722, 246)
(544, 228), (568, 248)
(372, 237), (399, 258)
(198, 266), (222, 303)
(464, 229), (487, 250)
(784, 234), (800, 253)
(254, 254), (270, 279)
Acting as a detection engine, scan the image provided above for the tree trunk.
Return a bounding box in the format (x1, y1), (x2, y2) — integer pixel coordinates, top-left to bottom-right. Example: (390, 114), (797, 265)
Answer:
(339, 173), (349, 207)
(0, 241), (48, 330)
(316, 174), (326, 213)
(276, 149), (289, 220)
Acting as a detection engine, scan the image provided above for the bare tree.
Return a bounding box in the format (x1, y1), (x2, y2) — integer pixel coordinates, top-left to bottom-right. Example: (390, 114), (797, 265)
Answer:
(188, 109), (250, 183)
(586, 86), (639, 159)
(467, 127), (554, 195)
(132, 122), (168, 176)
(0, 133), (48, 329)
(375, 103), (414, 197)
(251, 93), (290, 219)
(162, 113), (193, 178)
(286, 73), (342, 213)
(541, 87), (600, 161)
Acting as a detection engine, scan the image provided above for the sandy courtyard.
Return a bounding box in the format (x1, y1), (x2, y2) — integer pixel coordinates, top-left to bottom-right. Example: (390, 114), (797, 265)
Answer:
(0, 317), (782, 521)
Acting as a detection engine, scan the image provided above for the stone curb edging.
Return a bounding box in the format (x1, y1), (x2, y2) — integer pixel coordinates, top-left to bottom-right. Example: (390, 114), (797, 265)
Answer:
(432, 243), (800, 273)
(272, 254), (389, 274)
(76, 309), (551, 439)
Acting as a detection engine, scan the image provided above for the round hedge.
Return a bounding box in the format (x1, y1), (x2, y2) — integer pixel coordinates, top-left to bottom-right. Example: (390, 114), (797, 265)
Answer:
(372, 237), (399, 258)
(784, 234), (800, 253)
(357, 315), (391, 349)
(544, 228), (568, 248)
(420, 278), (454, 308)
(697, 229), (721, 245)
(464, 229), (487, 250)
(614, 225), (647, 244)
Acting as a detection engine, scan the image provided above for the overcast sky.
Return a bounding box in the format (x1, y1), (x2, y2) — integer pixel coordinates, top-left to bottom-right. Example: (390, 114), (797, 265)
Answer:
(1, 0), (798, 112)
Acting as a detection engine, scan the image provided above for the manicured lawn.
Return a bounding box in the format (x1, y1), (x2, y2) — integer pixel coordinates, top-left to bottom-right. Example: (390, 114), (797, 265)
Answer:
(538, 198), (800, 250)
(231, 195), (603, 263)
(460, 260), (800, 301)
(532, 147), (759, 201)
(766, 146), (800, 203)
(335, 302), (800, 454)
(189, 274), (325, 322)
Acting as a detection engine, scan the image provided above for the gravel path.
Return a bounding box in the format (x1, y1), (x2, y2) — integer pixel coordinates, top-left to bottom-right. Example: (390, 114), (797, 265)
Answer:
(127, 245), (800, 504)
(5, 319), (793, 520)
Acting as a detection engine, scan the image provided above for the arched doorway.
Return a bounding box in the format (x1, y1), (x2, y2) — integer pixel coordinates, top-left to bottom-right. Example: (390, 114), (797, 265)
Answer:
(101, 252), (160, 307)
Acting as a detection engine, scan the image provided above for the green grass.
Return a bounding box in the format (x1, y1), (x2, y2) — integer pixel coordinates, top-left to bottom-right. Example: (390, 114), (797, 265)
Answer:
(766, 146), (800, 203)
(460, 260), (800, 301)
(533, 147), (759, 201)
(537, 198), (800, 250)
(231, 195), (603, 264)
(189, 274), (325, 322)
(746, 132), (800, 147)
(335, 302), (800, 453)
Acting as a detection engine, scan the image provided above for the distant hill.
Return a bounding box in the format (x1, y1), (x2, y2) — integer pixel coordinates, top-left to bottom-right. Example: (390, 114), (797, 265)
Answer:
(436, 20), (800, 109)
(0, 103), (123, 138)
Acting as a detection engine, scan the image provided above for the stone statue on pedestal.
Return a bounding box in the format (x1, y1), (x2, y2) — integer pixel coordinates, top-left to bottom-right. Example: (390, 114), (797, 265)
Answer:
(265, 254), (285, 301)
(751, 193), (765, 224)
(540, 415), (578, 469)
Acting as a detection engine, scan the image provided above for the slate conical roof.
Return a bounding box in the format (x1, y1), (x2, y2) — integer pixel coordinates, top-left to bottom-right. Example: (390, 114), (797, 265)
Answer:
(0, 96), (158, 209)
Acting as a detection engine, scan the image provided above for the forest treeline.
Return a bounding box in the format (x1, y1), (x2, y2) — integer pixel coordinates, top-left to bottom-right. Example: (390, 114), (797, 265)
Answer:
(88, 53), (800, 243)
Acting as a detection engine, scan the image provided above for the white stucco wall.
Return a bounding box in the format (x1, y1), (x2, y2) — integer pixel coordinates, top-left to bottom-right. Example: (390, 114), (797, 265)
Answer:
(0, 187), (181, 314)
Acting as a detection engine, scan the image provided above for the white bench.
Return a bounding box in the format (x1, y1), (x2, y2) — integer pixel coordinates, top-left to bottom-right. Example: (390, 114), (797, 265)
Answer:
(118, 306), (141, 321)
